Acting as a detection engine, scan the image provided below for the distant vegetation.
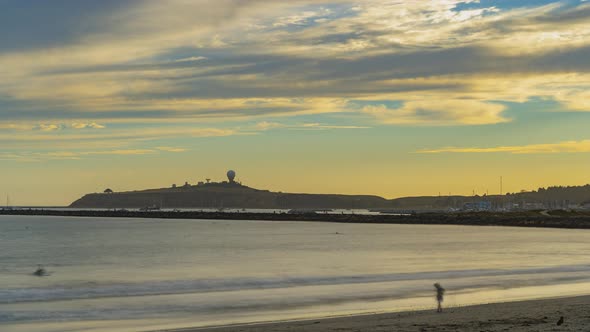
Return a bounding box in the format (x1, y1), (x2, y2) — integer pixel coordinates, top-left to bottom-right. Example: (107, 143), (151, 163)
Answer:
(507, 185), (590, 204)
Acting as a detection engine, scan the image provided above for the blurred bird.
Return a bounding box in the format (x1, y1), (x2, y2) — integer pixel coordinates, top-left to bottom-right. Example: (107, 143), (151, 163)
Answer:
(33, 265), (48, 277)
(556, 316), (564, 326)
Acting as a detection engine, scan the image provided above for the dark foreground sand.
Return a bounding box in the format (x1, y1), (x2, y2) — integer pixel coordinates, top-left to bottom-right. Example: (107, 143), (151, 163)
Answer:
(158, 296), (590, 332)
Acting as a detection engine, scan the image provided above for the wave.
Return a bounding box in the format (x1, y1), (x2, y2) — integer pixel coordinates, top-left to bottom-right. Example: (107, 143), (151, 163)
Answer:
(3, 264), (590, 304)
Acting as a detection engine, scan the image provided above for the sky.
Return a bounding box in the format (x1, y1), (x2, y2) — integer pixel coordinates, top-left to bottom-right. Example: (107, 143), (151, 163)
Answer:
(1, 0), (590, 206)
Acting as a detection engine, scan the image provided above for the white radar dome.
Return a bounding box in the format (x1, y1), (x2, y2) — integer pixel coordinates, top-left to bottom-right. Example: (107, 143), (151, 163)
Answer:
(227, 170), (236, 182)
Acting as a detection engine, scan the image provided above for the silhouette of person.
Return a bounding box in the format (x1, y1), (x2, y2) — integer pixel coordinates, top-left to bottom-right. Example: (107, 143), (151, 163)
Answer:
(434, 283), (445, 312)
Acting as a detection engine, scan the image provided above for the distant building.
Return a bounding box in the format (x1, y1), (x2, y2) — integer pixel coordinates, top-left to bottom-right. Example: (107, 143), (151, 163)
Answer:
(520, 202), (544, 210)
(172, 184), (177, 188)
(463, 201), (492, 211)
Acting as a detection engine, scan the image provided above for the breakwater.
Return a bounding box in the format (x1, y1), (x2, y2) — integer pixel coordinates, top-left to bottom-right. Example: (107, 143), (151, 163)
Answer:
(3, 209), (590, 229)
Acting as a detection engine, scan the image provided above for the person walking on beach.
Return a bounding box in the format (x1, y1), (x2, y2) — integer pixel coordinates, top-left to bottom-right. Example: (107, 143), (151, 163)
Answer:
(434, 283), (445, 312)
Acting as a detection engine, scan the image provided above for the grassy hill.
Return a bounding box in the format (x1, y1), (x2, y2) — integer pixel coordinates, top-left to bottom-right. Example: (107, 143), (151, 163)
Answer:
(70, 183), (590, 210)
(70, 182), (390, 209)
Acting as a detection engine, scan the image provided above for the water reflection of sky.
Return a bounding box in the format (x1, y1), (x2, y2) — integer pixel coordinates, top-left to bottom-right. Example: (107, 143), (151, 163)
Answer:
(2, 216), (590, 332)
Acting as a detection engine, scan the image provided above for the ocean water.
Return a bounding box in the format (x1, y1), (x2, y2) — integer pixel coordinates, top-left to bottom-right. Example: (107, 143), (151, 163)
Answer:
(2, 215), (590, 332)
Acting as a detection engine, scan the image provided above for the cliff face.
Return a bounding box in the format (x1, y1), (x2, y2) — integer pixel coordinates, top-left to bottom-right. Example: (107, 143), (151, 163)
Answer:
(69, 183), (391, 209)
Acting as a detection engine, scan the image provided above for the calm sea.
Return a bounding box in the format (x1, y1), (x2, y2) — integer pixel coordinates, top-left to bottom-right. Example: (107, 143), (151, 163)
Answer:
(2, 215), (590, 332)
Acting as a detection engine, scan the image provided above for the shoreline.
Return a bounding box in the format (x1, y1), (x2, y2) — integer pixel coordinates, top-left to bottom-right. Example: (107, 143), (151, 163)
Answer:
(155, 295), (590, 332)
(3, 209), (590, 229)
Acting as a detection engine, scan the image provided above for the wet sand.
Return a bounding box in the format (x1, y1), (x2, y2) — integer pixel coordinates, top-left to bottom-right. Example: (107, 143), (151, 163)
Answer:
(158, 295), (590, 332)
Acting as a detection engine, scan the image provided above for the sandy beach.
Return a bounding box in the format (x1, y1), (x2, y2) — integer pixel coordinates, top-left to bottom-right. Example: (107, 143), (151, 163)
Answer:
(159, 295), (590, 332)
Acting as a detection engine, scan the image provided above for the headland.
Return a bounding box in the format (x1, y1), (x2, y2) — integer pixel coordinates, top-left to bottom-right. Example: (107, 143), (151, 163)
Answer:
(68, 171), (590, 212)
(69, 181), (391, 210)
(5, 171), (590, 229)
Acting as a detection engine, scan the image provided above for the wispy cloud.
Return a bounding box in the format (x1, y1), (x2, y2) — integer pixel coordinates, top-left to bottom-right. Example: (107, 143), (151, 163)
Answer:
(71, 122), (106, 129)
(0, 127), (238, 143)
(7, 122), (106, 131)
(417, 140), (590, 154)
(156, 146), (188, 153)
(89, 149), (157, 156)
(0, 125), (240, 155)
(172, 56), (207, 63)
(295, 123), (371, 130)
(255, 121), (287, 131)
(362, 100), (509, 126)
(0, 147), (189, 162)
(254, 121), (370, 131)
(35, 124), (63, 131)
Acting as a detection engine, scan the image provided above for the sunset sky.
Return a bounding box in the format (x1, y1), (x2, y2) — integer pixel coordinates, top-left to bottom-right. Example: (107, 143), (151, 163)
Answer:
(1, 0), (590, 205)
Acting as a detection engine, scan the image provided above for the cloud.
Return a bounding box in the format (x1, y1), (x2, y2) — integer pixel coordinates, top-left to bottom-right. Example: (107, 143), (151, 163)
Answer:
(90, 149), (156, 156)
(0, 125), (241, 155)
(272, 9), (332, 27)
(0, 149), (159, 162)
(35, 124), (62, 131)
(0, 146), (190, 162)
(254, 121), (369, 131)
(0, 126), (238, 143)
(255, 121), (287, 130)
(296, 123), (370, 129)
(363, 100), (509, 125)
(2, 121), (106, 130)
(172, 56), (207, 63)
(156, 146), (188, 153)
(71, 122), (106, 129)
(417, 140), (590, 154)
(0, 123), (35, 130)
(0, 0), (590, 129)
